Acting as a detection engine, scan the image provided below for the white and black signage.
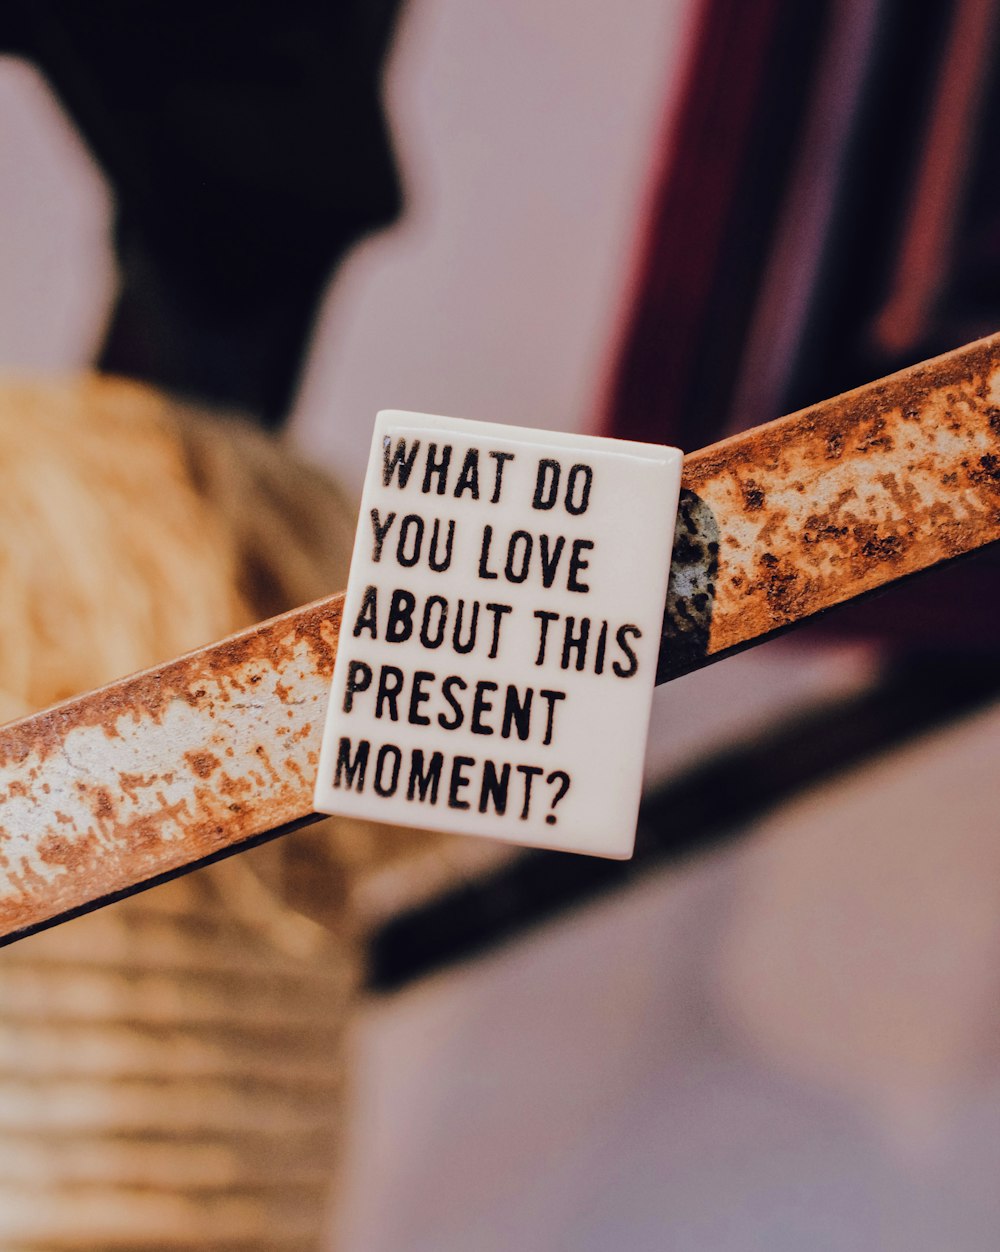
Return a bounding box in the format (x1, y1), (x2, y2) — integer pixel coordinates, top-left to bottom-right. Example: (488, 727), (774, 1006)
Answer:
(314, 412), (682, 859)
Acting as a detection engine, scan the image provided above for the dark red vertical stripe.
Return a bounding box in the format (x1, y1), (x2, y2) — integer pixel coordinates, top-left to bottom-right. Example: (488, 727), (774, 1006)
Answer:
(600, 0), (787, 447)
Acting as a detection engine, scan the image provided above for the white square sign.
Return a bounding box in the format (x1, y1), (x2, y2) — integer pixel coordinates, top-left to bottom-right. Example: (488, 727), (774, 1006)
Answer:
(313, 412), (682, 858)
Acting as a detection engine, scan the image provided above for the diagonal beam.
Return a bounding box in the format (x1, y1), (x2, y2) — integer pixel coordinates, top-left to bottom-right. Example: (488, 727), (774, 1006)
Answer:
(659, 332), (1000, 679)
(0, 333), (998, 942)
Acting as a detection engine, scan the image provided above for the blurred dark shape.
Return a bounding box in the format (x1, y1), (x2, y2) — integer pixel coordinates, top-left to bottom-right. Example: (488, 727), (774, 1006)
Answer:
(372, 651), (1000, 990)
(604, 0), (1000, 648)
(657, 488), (720, 683)
(5, 0), (405, 428)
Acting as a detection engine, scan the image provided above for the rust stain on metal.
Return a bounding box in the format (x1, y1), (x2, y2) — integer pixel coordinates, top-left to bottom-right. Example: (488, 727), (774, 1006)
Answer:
(1, 334), (1000, 940)
(0, 596), (343, 939)
(184, 750), (221, 779)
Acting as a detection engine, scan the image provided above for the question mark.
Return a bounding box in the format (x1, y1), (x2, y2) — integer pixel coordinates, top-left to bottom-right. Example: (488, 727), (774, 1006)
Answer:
(545, 770), (570, 824)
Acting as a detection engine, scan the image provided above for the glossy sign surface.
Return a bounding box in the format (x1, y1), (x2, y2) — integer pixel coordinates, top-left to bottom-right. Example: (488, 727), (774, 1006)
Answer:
(314, 412), (682, 858)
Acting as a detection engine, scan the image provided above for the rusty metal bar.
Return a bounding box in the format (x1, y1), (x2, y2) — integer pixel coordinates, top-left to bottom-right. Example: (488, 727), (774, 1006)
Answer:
(659, 331), (1000, 679)
(0, 333), (998, 942)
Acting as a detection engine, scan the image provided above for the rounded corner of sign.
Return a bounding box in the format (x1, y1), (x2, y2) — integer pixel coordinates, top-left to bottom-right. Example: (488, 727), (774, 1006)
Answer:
(376, 407), (433, 428)
(580, 827), (637, 861)
(653, 443), (685, 476)
(311, 788), (334, 818)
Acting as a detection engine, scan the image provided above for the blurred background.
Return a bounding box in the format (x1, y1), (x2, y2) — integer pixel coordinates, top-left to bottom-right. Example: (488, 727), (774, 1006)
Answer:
(2, 0), (1000, 1247)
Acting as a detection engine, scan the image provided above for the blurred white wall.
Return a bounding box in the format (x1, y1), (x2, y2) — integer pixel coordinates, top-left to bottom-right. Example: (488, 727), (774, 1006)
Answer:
(335, 701), (1000, 1252)
(291, 0), (696, 488)
(0, 58), (115, 373)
